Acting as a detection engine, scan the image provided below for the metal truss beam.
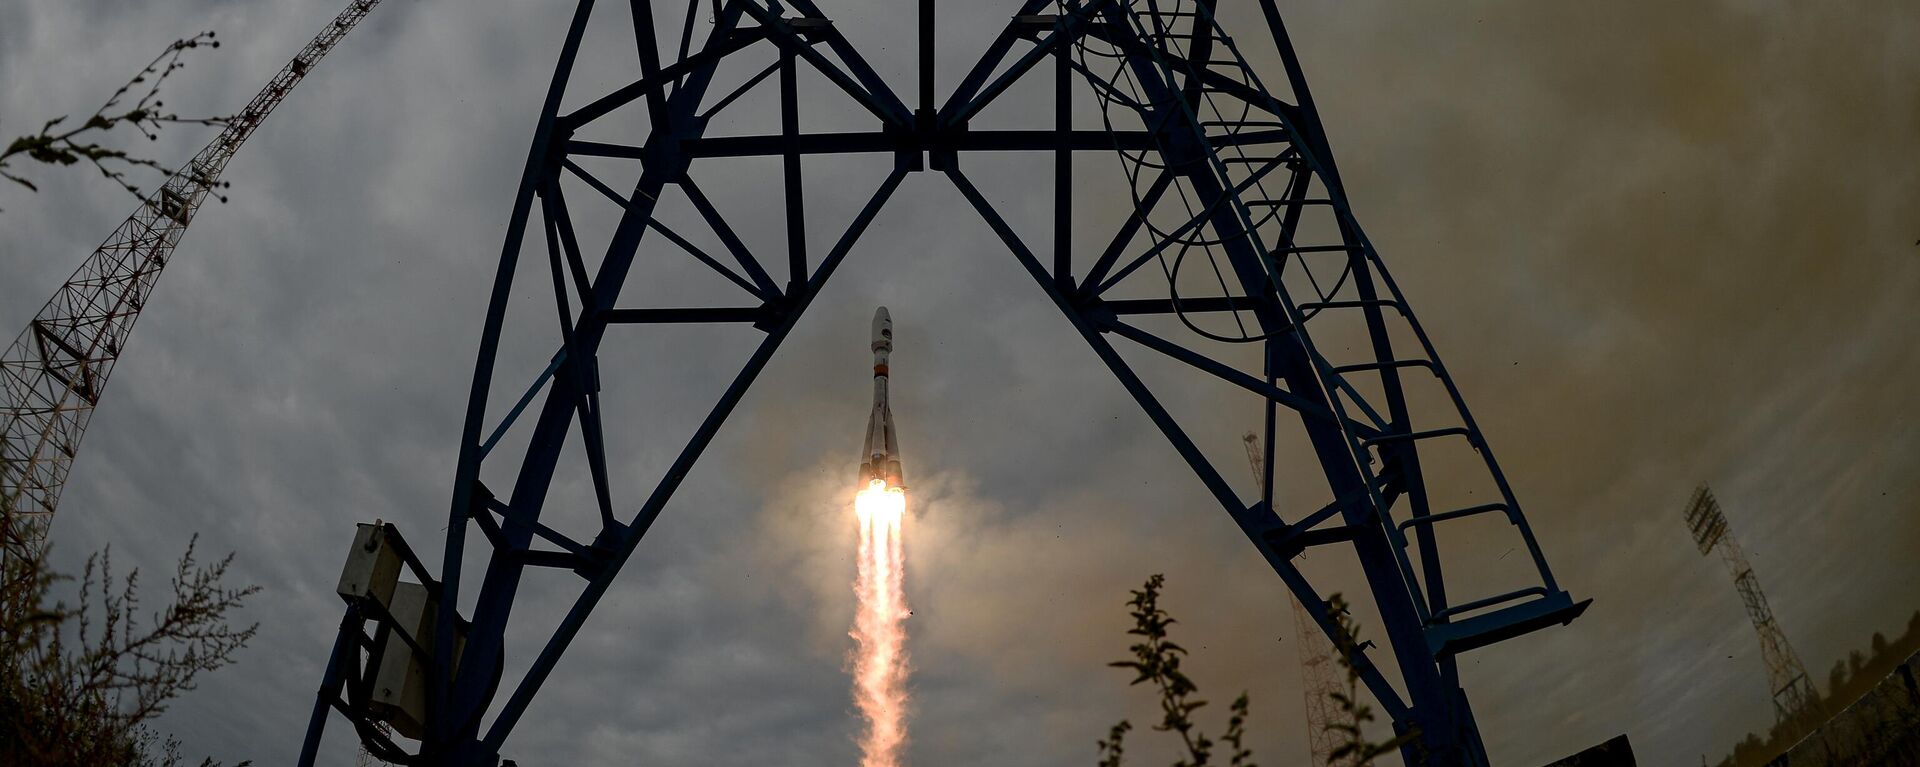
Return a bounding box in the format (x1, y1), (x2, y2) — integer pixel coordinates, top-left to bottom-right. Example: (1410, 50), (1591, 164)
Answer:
(300, 2), (1585, 765)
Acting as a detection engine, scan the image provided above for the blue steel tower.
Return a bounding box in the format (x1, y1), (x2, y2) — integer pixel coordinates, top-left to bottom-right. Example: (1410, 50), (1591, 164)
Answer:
(302, 2), (1587, 764)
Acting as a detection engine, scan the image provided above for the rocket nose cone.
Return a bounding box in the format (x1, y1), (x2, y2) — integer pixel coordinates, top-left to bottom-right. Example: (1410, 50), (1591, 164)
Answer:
(871, 306), (893, 348)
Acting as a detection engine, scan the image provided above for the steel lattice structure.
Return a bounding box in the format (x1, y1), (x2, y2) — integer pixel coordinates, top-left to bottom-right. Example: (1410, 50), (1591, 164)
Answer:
(302, 1), (1587, 764)
(1243, 432), (1338, 766)
(0, 0), (387, 558)
(1685, 484), (1820, 723)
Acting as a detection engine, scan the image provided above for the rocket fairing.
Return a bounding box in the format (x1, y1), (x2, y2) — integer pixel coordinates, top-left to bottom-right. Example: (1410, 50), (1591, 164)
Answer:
(860, 307), (904, 490)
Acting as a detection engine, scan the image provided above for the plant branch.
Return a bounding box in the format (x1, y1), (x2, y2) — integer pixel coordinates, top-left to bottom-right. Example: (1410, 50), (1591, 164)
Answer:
(0, 32), (230, 210)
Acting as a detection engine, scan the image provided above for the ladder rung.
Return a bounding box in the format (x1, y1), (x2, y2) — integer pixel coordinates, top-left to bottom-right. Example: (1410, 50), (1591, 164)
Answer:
(1282, 247), (1359, 257)
(1245, 199), (1335, 207)
(1282, 246), (1364, 256)
(1397, 503), (1510, 532)
(1295, 298), (1403, 316)
(1330, 359), (1435, 376)
(1424, 591), (1589, 656)
(1359, 426), (1469, 448)
(1430, 586), (1548, 623)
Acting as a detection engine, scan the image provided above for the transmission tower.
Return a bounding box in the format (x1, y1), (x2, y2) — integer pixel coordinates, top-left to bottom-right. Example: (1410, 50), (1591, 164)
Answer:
(1242, 432), (1337, 766)
(300, 2), (1587, 764)
(1684, 484), (1820, 723)
(0, 0), (387, 558)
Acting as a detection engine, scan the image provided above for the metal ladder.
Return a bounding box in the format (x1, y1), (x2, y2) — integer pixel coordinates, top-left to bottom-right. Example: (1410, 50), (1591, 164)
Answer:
(1075, 0), (1584, 656)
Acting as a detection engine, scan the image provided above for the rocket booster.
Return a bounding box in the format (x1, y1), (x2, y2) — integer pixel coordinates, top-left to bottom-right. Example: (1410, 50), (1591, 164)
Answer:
(861, 307), (904, 490)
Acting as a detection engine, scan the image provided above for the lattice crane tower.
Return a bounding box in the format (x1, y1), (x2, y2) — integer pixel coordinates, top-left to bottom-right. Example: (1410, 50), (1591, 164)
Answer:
(0, 0), (387, 558)
(1242, 432), (1338, 766)
(1684, 484), (1820, 722)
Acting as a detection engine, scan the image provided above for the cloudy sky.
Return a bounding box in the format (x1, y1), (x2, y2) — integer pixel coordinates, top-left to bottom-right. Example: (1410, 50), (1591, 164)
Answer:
(4, 1), (1918, 765)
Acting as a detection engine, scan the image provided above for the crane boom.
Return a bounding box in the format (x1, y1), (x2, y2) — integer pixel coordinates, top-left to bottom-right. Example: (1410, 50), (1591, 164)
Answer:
(0, 0), (387, 557)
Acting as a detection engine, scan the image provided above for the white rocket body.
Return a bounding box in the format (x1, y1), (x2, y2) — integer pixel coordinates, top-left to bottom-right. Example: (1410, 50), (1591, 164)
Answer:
(861, 307), (904, 489)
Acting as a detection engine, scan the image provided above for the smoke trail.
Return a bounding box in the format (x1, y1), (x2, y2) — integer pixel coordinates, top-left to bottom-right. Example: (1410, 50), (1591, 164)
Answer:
(852, 479), (910, 767)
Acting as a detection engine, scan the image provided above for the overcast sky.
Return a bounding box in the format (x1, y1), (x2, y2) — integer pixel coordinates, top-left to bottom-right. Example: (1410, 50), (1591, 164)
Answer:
(3, 1), (1918, 765)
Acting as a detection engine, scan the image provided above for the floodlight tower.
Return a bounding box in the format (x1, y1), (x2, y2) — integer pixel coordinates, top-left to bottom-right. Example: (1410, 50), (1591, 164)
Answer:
(1684, 484), (1819, 722)
(301, 1), (1588, 764)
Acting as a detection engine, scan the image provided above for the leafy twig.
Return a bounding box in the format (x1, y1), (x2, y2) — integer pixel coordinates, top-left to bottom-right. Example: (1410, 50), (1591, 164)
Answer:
(1, 537), (257, 766)
(1100, 574), (1256, 767)
(1222, 693), (1254, 767)
(0, 32), (229, 210)
(1322, 594), (1420, 766)
(1096, 580), (1426, 767)
(1098, 720), (1132, 767)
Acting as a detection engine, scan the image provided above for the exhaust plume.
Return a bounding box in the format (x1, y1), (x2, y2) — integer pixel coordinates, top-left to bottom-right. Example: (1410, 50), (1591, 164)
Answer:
(852, 479), (910, 767)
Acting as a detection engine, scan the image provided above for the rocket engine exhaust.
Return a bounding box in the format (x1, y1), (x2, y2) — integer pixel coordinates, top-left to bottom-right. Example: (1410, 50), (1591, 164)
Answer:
(851, 306), (910, 767)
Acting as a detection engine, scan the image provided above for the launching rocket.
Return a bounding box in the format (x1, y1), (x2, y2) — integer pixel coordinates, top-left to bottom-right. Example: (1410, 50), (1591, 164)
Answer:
(861, 307), (904, 490)
(851, 306), (909, 766)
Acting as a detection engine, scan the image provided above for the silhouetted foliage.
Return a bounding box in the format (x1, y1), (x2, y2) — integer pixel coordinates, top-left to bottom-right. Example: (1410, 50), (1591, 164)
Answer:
(0, 539), (257, 766)
(1097, 720), (1133, 767)
(0, 32), (229, 210)
(1322, 594), (1419, 765)
(1098, 574), (1253, 767)
(1098, 575), (1417, 767)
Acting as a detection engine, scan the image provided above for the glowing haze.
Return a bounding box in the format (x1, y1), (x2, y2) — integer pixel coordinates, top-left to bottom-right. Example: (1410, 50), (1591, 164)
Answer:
(851, 479), (911, 767)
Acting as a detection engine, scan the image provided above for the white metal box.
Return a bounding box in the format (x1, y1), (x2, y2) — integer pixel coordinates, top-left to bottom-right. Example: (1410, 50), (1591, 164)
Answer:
(371, 581), (432, 739)
(336, 522), (402, 608)
(368, 581), (465, 740)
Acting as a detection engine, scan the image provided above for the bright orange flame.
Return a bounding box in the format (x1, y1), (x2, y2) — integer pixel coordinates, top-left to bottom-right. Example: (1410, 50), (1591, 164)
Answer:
(852, 479), (910, 767)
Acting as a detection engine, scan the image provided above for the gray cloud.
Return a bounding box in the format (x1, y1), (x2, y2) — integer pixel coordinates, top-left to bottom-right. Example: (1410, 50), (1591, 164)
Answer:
(3, 1), (1917, 766)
